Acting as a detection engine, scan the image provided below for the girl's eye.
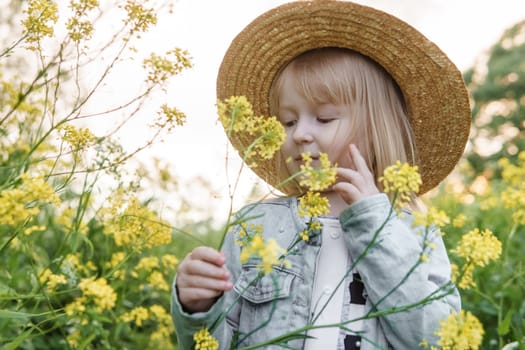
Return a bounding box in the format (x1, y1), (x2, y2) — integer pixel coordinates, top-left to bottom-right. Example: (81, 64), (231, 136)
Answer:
(282, 120), (296, 128)
(317, 117), (336, 124)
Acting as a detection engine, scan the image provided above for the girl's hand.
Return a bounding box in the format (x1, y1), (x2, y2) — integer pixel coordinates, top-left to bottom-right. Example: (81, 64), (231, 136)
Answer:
(176, 246), (233, 313)
(332, 144), (379, 205)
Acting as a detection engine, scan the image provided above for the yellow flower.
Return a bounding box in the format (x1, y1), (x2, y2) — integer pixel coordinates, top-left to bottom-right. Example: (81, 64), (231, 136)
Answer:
(239, 234), (288, 274)
(143, 48), (192, 84)
(101, 194), (172, 252)
(298, 191), (330, 218)
(58, 124), (96, 151)
(135, 256), (159, 272)
(452, 214), (467, 228)
(451, 263), (476, 290)
(0, 174), (60, 227)
(147, 271), (169, 291)
(121, 306), (149, 327)
(122, 0), (157, 34)
(379, 161), (422, 207)
(39, 268), (67, 291)
(412, 207), (450, 234)
(193, 328), (219, 350)
(434, 310), (484, 350)
(156, 104), (187, 130)
(21, 0), (59, 49)
(78, 277), (117, 312)
(298, 152), (337, 191)
(217, 96), (285, 167)
(453, 228), (502, 268)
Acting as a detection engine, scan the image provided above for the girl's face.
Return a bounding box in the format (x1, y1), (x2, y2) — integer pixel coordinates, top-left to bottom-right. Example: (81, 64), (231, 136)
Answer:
(277, 72), (365, 177)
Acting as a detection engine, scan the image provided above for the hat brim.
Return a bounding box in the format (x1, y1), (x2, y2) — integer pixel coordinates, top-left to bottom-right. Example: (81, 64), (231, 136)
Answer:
(217, 0), (471, 194)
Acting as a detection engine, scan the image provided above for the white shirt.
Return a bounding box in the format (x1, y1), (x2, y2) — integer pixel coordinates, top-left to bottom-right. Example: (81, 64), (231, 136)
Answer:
(304, 217), (348, 350)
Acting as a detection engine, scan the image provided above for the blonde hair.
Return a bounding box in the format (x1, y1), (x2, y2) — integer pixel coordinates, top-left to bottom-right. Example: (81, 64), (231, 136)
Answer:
(270, 48), (417, 195)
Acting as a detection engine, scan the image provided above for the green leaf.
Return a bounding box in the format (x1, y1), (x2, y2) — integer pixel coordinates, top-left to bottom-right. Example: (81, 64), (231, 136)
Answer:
(497, 309), (513, 336)
(3, 329), (33, 350)
(0, 309), (32, 319)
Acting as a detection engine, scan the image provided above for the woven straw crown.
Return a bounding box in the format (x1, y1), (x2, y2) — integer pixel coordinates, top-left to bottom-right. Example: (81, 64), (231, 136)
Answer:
(217, 0), (471, 194)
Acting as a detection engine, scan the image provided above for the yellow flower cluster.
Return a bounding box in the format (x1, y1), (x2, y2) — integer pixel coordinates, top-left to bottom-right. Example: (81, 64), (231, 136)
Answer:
(453, 228), (502, 267)
(299, 220), (322, 242)
(412, 207), (450, 233)
(452, 228), (502, 289)
(58, 124), (96, 152)
(217, 96), (286, 167)
(121, 306), (149, 326)
(239, 234), (288, 275)
(193, 328), (219, 350)
(143, 48), (193, 84)
(102, 195), (172, 252)
(379, 161), (422, 207)
(122, 0), (157, 34)
(434, 310), (484, 350)
(156, 104), (187, 131)
(235, 223), (263, 247)
(0, 174), (60, 228)
(499, 152), (525, 225)
(21, 0), (59, 49)
(298, 191), (330, 218)
(39, 268), (67, 291)
(65, 277), (117, 316)
(66, 0), (99, 42)
(297, 152), (337, 191)
(120, 304), (175, 348)
(78, 277), (117, 312)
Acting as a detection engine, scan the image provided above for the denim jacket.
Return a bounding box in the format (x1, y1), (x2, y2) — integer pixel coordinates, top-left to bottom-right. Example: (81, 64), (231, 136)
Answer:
(171, 194), (461, 349)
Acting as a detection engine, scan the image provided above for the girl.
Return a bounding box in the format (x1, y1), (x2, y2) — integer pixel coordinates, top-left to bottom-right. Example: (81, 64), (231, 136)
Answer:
(172, 1), (470, 349)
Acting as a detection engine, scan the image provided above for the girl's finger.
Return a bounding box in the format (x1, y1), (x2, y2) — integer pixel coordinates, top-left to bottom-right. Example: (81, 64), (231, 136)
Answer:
(189, 246), (226, 267)
(349, 144), (373, 178)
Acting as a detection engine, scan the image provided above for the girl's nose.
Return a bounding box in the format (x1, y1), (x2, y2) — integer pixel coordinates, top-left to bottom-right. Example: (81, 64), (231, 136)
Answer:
(292, 118), (314, 144)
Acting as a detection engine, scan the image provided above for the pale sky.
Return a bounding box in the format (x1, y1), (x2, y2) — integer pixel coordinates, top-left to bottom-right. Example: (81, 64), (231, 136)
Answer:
(111, 0), (525, 220)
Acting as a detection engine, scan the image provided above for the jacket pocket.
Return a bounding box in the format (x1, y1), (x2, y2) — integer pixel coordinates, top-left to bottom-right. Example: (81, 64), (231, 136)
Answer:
(234, 264), (296, 304)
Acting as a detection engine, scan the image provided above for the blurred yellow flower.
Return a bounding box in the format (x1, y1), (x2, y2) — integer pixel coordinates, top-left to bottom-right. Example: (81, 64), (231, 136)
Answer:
(453, 228), (502, 268)
(239, 234), (288, 275)
(217, 96), (285, 167)
(379, 161), (421, 208)
(121, 306), (149, 327)
(413, 207), (450, 232)
(58, 124), (96, 151)
(434, 310), (484, 350)
(193, 328), (219, 350)
(39, 268), (67, 291)
(298, 191), (330, 218)
(452, 214), (467, 228)
(21, 0), (59, 49)
(298, 152), (337, 192)
(78, 277), (117, 312)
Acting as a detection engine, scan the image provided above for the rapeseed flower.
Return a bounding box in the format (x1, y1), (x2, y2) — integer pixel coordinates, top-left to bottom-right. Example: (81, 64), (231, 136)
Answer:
(453, 228), (502, 268)
(21, 0), (59, 49)
(298, 152), (337, 191)
(193, 328), (219, 350)
(380, 161), (421, 208)
(58, 124), (96, 152)
(298, 191), (330, 218)
(121, 306), (149, 327)
(412, 207), (450, 234)
(434, 310), (484, 350)
(143, 48), (192, 84)
(217, 96), (285, 166)
(39, 268), (67, 291)
(239, 234), (288, 274)
(78, 277), (117, 312)
(451, 228), (502, 289)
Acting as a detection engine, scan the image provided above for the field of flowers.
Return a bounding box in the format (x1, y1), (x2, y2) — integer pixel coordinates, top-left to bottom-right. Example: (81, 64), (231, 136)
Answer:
(1, 1), (524, 349)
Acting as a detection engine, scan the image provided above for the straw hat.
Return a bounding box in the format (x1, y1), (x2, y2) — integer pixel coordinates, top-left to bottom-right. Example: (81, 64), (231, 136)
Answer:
(217, 0), (471, 194)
